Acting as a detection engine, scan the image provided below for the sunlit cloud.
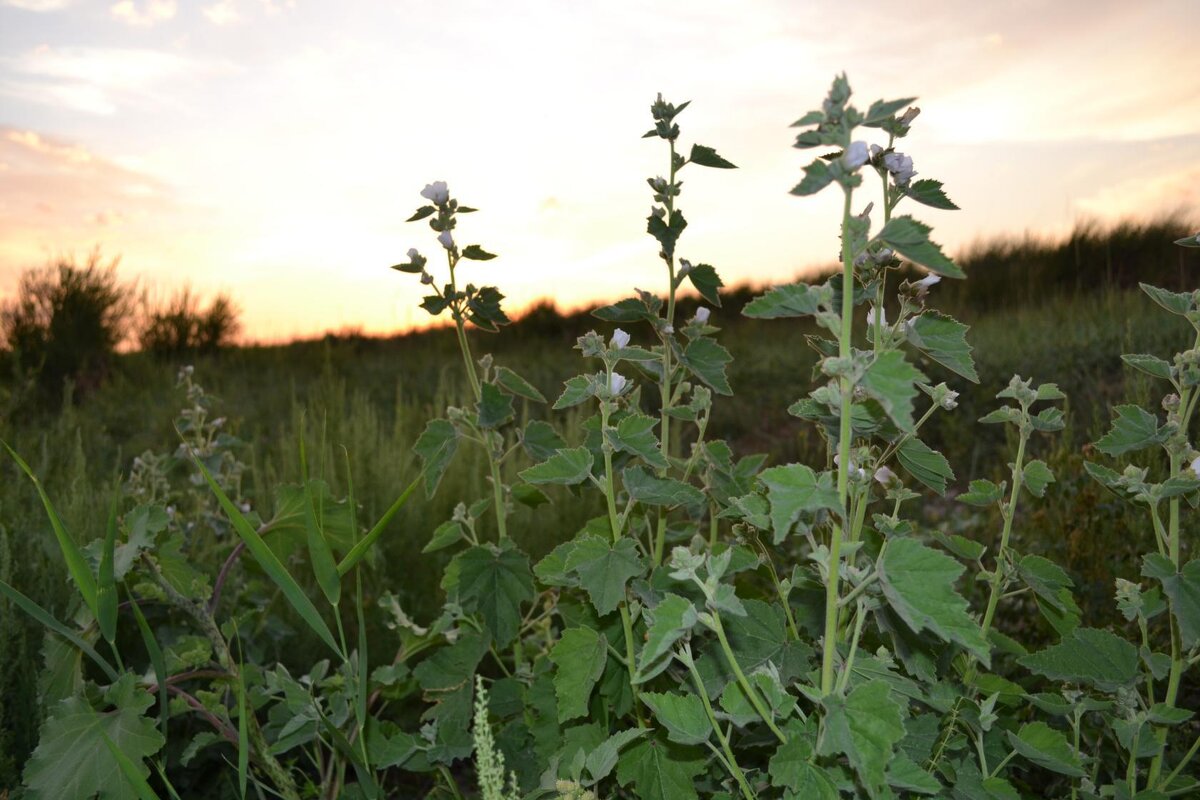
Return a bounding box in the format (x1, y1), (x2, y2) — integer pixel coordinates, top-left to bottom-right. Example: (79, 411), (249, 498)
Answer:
(2, 0), (70, 10)
(109, 0), (176, 27)
(203, 0), (239, 25)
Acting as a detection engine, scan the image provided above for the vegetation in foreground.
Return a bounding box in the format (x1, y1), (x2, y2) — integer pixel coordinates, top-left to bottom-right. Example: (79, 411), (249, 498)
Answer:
(1, 78), (1199, 798)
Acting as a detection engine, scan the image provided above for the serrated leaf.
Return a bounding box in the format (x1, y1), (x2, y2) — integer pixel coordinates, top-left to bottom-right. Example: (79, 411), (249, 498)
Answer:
(1019, 627), (1138, 691)
(637, 594), (698, 677)
(792, 159), (835, 196)
(688, 143), (737, 169)
(887, 753), (942, 794)
(642, 692), (712, 745)
(494, 366), (546, 402)
(758, 463), (841, 543)
(877, 216), (965, 278)
(615, 735), (705, 800)
(1143, 556), (1200, 649)
(521, 419), (567, 461)
(819, 680), (905, 799)
(1095, 405), (1166, 456)
(606, 413), (668, 469)
(958, 479), (1003, 507)
(413, 419), (459, 497)
(685, 263), (724, 306)
(862, 350), (923, 431)
(455, 543), (534, 647)
(461, 244), (496, 261)
(694, 600), (811, 695)
(520, 446), (594, 485)
(22, 674), (165, 800)
(1022, 459), (1055, 498)
(1122, 353), (1174, 382)
(414, 631), (488, 691)
(585, 728), (645, 782)
(1007, 722), (1086, 777)
(903, 178), (959, 210)
(769, 733), (837, 796)
(878, 538), (990, 663)
(549, 627), (608, 722)
(897, 438), (954, 495)
(466, 285), (510, 332)
(554, 375), (595, 409)
(565, 535), (644, 616)
(742, 282), (827, 318)
(905, 311), (978, 382)
(682, 337), (733, 395)
(1140, 283), (1193, 315)
(624, 465), (705, 507)
(476, 382), (515, 429)
(422, 520), (464, 554)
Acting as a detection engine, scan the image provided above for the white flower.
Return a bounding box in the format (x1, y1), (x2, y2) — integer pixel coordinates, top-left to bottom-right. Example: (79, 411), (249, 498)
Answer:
(868, 304), (887, 328)
(941, 390), (960, 410)
(663, 324), (674, 334)
(882, 152), (916, 186)
(437, 229), (454, 250)
(678, 258), (692, 277)
(420, 181), (449, 205)
(407, 247), (420, 260)
(915, 274), (941, 292)
(609, 372), (628, 396)
(869, 143), (883, 160)
(874, 466), (896, 486)
(610, 328), (631, 349)
(420, 271), (434, 285)
(694, 306), (711, 324)
(1191, 456), (1200, 479)
(842, 140), (869, 170)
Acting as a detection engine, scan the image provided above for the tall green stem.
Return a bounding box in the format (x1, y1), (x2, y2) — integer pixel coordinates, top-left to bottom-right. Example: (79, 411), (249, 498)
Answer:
(821, 186), (856, 696)
(653, 139), (681, 568)
(980, 430), (1028, 640)
(712, 613), (787, 744)
(684, 652), (756, 800)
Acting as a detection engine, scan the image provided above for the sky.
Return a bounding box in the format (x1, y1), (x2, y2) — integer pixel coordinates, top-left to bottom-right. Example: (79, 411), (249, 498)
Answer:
(1, 0), (1198, 341)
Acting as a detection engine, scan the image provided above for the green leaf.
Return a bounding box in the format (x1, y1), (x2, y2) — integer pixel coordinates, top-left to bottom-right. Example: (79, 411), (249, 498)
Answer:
(1143, 556), (1200, 649)
(878, 538), (990, 664)
(903, 179), (959, 210)
(1095, 404), (1166, 456)
(585, 728), (646, 782)
(861, 350), (924, 431)
(422, 520), (465, 554)
(336, 475), (421, 575)
(302, 477), (341, 607)
(476, 382), (515, 429)
(565, 535), (644, 616)
(455, 543), (534, 647)
(682, 337), (733, 395)
(466, 285), (510, 331)
(406, 205), (435, 222)
(688, 143), (737, 169)
(4, 442), (99, 618)
(1176, 233), (1200, 248)
(1140, 283), (1193, 315)
(549, 627), (608, 722)
(413, 419), (460, 497)
(1022, 459), (1055, 498)
(494, 366), (546, 402)
(686, 263), (724, 306)
(718, 668), (796, 726)
(637, 594), (698, 678)
(554, 375), (596, 409)
(1007, 722), (1086, 777)
(758, 463), (841, 543)
(1019, 627), (1138, 691)
(623, 465), (705, 507)
(886, 753), (942, 794)
(606, 413), (668, 469)
(0, 579), (118, 682)
(897, 438), (954, 495)
(694, 600), (811, 695)
(958, 479), (1003, 507)
(413, 631), (487, 691)
(1122, 353), (1174, 382)
(819, 680), (905, 799)
(616, 735), (705, 800)
(905, 311), (978, 382)
(22, 674), (165, 800)
(876, 216), (965, 278)
(98, 493), (119, 644)
(192, 454), (341, 654)
(1018, 554), (1081, 635)
(127, 598), (168, 738)
(102, 731), (162, 800)
(770, 733), (837, 796)
(791, 159), (835, 196)
(520, 446), (594, 485)
(642, 692), (712, 745)
(461, 244), (496, 260)
(742, 282), (827, 318)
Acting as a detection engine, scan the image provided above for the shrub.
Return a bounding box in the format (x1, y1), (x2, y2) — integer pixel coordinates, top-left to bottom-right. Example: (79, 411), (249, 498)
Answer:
(138, 287), (241, 358)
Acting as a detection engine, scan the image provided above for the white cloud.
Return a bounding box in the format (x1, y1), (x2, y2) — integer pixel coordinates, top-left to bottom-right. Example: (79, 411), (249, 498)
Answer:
(203, 0), (239, 25)
(109, 0), (176, 27)
(2, 0), (71, 10)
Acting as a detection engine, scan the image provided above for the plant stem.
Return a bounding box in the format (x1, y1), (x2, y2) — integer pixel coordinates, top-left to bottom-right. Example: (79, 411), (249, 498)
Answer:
(685, 652), (757, 800)
(822, 185), (856, 696)
(980, 429), (1028, 640)
(653, 139), (682, 569)
(711, 612), (787, 744)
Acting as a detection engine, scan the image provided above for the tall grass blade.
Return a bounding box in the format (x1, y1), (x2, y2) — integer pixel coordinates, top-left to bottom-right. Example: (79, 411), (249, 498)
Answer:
(129, 595), (170, 739)
(299, 416), (341, 605)
(0, 577), (118, 681)
(101, 730), (162, 800)
(336, 475), (421, 576)
(97, 492), (120, 644)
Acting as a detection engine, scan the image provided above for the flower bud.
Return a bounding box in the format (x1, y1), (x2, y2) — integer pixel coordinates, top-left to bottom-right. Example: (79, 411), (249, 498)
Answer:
(610, 328), (631, 349)
(1191, 456), (1200, 480)
(609, 372), (628, 396)
(420, 271), (434, 285)
(407, 247), (420, 260)
(694, 306), (710, 324)
(868, 304), (888, 328)
(437, 229), (454, 250)
(420, 181), (450, 205)
(842, 140), (869, 171)
(678, 258), (692, 277)
(898, 107), (921, 127)
(873, 465), (897, 486)
(941, 390), (959, 410)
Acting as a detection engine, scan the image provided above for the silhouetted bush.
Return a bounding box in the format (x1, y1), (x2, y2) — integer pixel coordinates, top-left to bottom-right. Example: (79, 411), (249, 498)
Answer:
(138, 286), (241, 357)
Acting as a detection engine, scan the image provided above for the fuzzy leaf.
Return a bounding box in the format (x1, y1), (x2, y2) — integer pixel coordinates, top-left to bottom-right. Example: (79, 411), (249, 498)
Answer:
(642, 692), (712, 745)
(624, 466), (705, 508)
(819, 680), (905, 799)
(455, 543), (534, 647)
(1143, 555), (1200, 649)
(1140, 283), (1193, 316)
(897, 438), (954, 495)
(585, 728), (645, 782)
(521, 419), (567, 462)
(637, 594), (698, 678)
(494, 366), (546, 402)
(861, 350), (923, 431)
(413, 631), (488, 691)
(554, 375), (595, 409)
(616, 736), (705, 800)
(1122, 354), (1174, 382)
(688, 143), (737, 169)
(1022, 459), (1055, 498)
(903, 179), (959, 210)
(520, 446), (594, 485)
(606, 413), (668, 469)
(413, 419), (459, 497)
(682, 337), (733, 395)
(758, 463), (841, 543)
(565, 535), (644, 616)
(1019, 627), (1138, 691)
(686, 263), (724, 307)
(791, 159), (835, 196)
(958, 479), (1003, 507)
(742, 282), (827, 319)
(1007, 722), (1086, 777)
(461, 244), (496, 261)
(549, 627), (608, 722)
(1095, 404), (1165, 456)
(905, 311), (978, 382)
(877, 216), (965, 278)
(476, 382), (515, 429)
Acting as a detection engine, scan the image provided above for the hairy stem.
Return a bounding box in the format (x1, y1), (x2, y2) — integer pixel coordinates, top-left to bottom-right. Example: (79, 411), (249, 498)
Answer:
(711, 612), (787, 744)
(685, 652), (756, 800)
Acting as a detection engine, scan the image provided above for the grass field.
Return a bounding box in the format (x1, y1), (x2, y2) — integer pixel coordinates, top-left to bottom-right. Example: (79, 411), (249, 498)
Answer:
(0, 218), (1197, 790)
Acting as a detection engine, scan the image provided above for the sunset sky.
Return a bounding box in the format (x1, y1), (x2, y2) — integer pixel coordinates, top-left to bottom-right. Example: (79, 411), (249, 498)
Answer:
(1, 0), (1198, 341)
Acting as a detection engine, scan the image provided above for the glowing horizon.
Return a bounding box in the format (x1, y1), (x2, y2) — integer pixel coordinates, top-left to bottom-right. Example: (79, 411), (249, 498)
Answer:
(1, 0), (1198, 343)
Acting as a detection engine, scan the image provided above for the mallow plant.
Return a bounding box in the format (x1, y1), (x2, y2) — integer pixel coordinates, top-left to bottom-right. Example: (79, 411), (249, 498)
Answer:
(2, 75), (1199, 800)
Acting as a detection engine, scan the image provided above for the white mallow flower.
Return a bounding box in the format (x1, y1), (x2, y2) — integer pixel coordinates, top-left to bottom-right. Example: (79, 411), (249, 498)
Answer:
(842, 141), (869, 170)
(868, 304), (888, 328)
(915, 274), (941, 291)
(1191, 456), (1200, 479)
(420, 271), (434, 285)
(420, 181), (449, 205)
(609, 372), (628, 396)
(610, 328), (631, 349)
(874, 465), (897, 486)
(694, 307), (711, 324)
(882, 152), (916, 186)
(437, 229), (454, 250)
